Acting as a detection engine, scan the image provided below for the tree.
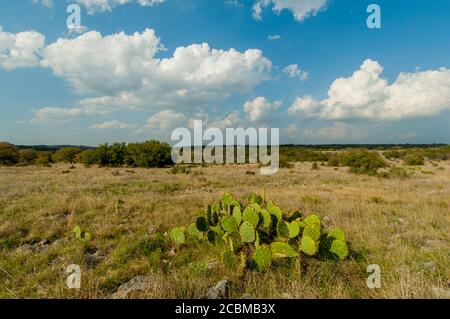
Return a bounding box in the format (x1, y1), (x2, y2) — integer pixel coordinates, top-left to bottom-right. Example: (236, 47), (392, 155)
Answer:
(19, 149), (37, 165)
(108, 143), (127, 166)
(0, 142), (19, 166)
(52, 147), (82, 163)
(125, 140), (173, 168)
(76, 150), (99, 167)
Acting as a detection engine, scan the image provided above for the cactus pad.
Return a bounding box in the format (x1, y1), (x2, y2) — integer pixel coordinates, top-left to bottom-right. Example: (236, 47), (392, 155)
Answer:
(253, 245), (272, 271)
(271, 242), (298, 258)
(300, 235), (317, 256)
(170, 227), (186, 244)
(329, 240), (348, 260)
(239, 221), (256, 243)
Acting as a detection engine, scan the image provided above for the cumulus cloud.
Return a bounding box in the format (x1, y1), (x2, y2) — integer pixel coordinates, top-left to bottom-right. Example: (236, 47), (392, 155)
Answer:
(31, 104), (111, 123)
(0, 27), (45, 70)
(74, 0), (165, 14)
(90, 120), (131, 129)
(253, 0), (328, 22)
(135, 109), (186, 134)
(243, 96), (282, 122)
(283, 64), (308, 80)
(37, 29), (272, 109)
(288, 59), (450, 121)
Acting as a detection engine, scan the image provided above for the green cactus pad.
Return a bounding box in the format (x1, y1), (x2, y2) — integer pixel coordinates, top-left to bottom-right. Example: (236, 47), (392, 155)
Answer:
(260, 209), (272, 228)
(303, 224), (321, 241)
(288, 211), (303, 222)
(232, 206), (242, 225)
(221, 215), (238, 233)
(73, 226), (82, 239)
(248, 193), (263, 205)
(222, 250), (238, 270)
(277, 220), (290, 238)
(271, 242), (298, 258)
(268, 202), (283, 221)
(253, 245), (272, 271)
(239, 221), (256, 243)
(188, 223), (203, 240)
(287, 221), (300, 238)
(170, 227), (186, 244)
(329, 240), (349, 260)
(327, 228), (346, 242)
(196, 216), (209, 232)
(304, 214), (321, 227)
(300, 235), (317, 256)
(242, 207), (260, 227)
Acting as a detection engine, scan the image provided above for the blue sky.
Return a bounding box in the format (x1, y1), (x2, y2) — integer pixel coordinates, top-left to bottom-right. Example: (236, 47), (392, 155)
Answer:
(1, 0), (450, 146)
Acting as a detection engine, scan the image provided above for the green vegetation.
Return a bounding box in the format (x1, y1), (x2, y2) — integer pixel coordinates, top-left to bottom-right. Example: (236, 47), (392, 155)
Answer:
(170, 193), (349, 273)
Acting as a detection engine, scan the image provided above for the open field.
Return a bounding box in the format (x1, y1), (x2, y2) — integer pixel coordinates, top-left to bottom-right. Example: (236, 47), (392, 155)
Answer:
(0, 160), (449, 299)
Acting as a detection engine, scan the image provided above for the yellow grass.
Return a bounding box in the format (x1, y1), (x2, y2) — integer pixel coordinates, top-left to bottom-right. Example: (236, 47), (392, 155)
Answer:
(0, 161), (449, 298)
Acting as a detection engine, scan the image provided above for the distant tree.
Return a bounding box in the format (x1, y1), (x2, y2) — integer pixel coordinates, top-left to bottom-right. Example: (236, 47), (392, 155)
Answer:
(125, 140), (173, 168)
(52, 147), (82, 163)
(0, 142), (20, 166)
(34, 152), (53, 167)
(76, 149), (99, 167)
(18, 149), (37, 165)
(108, 143), (127, 166)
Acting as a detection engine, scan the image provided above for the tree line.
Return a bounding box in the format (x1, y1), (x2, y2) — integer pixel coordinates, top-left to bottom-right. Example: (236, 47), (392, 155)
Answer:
(0, 141), (173, 168)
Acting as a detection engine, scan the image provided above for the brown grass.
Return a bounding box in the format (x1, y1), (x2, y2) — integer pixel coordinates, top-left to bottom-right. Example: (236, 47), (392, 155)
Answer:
(0, 160), (449, 299)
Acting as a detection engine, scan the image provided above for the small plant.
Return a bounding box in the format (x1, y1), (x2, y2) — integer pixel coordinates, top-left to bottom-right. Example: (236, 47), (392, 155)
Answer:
(72, 226), (91, 241)
(311, 162), (319, 170)
(404, 154), (425, 166)
(169, 193), (349, 273)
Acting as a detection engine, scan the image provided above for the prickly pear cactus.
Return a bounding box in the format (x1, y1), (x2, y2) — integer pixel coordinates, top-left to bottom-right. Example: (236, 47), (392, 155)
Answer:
(170, 227), (186, 244)
(170, 193), (349, 273)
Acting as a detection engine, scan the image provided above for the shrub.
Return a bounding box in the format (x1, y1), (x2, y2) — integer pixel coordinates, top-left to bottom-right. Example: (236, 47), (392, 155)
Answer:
(76, 149), (99, 167)
(404, 154), (425, 166)
(170, 193), (349, 273)
(340, 150), (387, 176)
(52, 147), (82, 163)
(34, 152), (52, 167)
(125, 140), (173, 168)
(0, 142), (19, 166)
(18, 149), (37, 165)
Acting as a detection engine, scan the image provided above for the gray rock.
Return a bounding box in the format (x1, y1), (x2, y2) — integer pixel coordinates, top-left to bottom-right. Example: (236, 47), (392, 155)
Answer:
(110, 275), (153, 299)
(241, 293), (254, 299)
(424, 261), (437, 271)
(85, 253), (105, 268)
(205, 279), (229, 299)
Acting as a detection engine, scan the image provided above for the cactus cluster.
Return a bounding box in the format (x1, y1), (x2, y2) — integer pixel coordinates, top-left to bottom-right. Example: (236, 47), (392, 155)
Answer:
(170, 193), (349, 272)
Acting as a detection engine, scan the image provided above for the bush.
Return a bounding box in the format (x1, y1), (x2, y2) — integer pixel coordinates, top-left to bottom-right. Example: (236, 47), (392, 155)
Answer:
(404, 154), (425, 166)
(18, 149), (37, 165)
(52, 147), (82, 163)
(125, 140), (173, 168)
(76, 149), (99, 167)
(0, 142), (19, 166)
(340, 150), (387, 176)
(34, 152), (52, 167)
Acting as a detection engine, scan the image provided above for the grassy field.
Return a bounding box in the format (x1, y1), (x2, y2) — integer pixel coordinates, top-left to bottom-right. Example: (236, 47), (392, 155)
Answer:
(0, 159), (449, 299)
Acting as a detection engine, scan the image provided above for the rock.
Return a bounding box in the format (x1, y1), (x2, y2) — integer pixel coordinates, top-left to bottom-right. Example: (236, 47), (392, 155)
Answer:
(110, 275), (153, 299)
(85, 253), (105, 268)
(424, 261), (437, 271)
(281, 293), (294, 299)
(205, 279), (229, 299)
(241, 293), (254, 299)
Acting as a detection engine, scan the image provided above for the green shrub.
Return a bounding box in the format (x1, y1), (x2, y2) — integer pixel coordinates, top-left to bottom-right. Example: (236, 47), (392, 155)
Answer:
(170, 193), (349, 273)
(340, 150), (387, 176)
(52, 147), (82, 163)
(125, 140), (173, 168)
(404, 154), (425, 166)
(0, 142), (19, 166)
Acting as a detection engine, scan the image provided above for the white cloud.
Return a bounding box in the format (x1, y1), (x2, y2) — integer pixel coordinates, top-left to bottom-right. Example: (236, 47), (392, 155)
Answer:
(90, 120), (131, 129)
(39, 29), (271, 109)
(268, 34), (281, 41)
(31, 104), (110, 123)
(253, 0), (328, 22)
(288, 59), (450, 121)
(40, 29), (163, 95)
(283, 64), (308, 80)
(243, 96), (282, 122)
(74, 0), (165, 14)
(303, 122), (369, 141)
(0, 28), (45, 70)
(136, 109), (186, 134)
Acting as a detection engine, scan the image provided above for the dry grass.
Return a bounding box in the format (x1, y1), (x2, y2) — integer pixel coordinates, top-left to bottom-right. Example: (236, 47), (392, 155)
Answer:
(0, 160), (449, 299)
